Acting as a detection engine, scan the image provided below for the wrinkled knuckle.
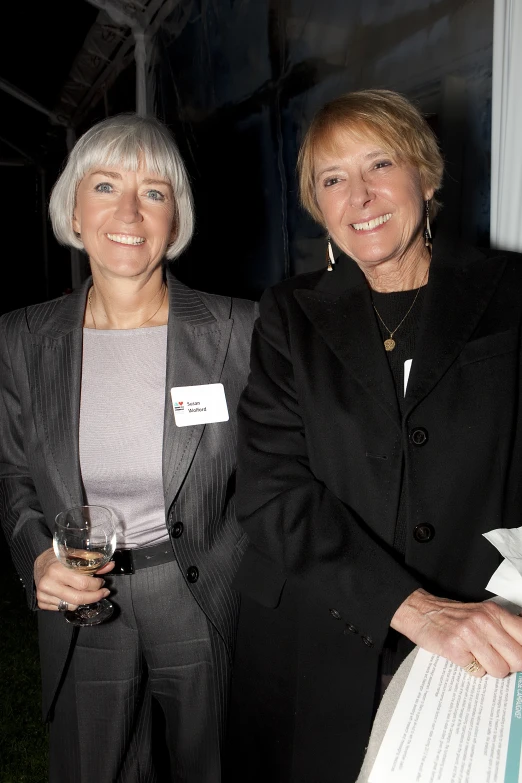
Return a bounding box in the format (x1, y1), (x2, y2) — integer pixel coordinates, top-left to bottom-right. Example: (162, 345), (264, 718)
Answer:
(70, 588), (83, 603)
(459, 620), (478, 643)
(36, 587), (46, 604)
(483, 602), (498, 618)
(474, 612), (492, 632)
(446, 638), (466, 662)
(36, 577), (47, 593)
(468, 610), (491, 634)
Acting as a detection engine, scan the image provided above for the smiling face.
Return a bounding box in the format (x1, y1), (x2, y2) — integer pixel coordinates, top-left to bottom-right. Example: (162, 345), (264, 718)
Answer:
(72, 164), (177, 282)
(314, 129), (434, 277)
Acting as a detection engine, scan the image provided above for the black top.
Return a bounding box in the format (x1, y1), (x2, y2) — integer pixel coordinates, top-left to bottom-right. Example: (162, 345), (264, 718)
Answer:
(371, 285), (427, 679)
(371, 285), (426, 416)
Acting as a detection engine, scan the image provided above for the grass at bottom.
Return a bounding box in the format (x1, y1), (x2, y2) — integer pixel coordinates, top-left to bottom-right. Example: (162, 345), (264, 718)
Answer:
(0, 544), (48, 783)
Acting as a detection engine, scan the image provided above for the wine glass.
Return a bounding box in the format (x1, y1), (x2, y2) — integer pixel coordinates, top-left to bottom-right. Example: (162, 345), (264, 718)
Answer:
(53, 505), (116, 626)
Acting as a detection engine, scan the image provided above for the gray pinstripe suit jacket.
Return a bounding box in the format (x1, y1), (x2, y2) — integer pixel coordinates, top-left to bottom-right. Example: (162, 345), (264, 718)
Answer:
(0, 269), (257, 719)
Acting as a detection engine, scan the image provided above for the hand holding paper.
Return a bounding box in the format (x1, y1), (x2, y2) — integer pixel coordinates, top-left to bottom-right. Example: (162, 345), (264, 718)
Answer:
(366, 528), (522, 783)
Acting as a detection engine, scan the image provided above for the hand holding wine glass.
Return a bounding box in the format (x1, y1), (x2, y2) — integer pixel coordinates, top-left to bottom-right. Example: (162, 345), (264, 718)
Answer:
(53, 505), (116, 626)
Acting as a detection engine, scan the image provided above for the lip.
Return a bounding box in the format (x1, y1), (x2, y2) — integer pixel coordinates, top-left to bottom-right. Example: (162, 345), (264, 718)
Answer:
(350, 213), (392, 232)
(106, 233), (146, 246)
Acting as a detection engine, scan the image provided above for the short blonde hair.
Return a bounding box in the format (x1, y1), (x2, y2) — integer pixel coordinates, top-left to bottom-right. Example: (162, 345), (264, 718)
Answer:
(49, 113), (194, 260)
(298, 89), (444, 226)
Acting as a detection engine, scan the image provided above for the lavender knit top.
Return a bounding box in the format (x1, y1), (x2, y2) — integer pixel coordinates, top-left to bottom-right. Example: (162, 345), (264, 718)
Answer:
(79, 326), (169, 548)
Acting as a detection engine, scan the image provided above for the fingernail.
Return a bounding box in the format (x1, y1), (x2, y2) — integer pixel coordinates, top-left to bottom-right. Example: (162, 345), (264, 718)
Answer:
(103, 589), (111, 597)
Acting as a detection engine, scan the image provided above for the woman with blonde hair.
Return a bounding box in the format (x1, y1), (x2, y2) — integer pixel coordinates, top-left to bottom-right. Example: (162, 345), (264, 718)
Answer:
(227, 89), (522, 782)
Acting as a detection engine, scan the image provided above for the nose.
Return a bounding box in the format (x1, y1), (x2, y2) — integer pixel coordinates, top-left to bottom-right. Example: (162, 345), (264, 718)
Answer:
(349, 175), (373, 209)
(113, 191), (143, 224)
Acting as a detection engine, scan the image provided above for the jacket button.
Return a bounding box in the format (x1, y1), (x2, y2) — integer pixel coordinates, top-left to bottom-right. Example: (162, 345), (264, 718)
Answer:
(329, 608), (342, 620)
(361, 635), (374, 647)
(172, 522), (184, 538)
(413, 523), (435, 543)
(410, 427), (428, 446)
(186, 566), (199, 583)
(344, 624), (358, 635)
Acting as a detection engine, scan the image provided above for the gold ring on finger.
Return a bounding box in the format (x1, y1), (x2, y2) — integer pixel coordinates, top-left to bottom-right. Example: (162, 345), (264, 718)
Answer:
(463, 656), (481, 674)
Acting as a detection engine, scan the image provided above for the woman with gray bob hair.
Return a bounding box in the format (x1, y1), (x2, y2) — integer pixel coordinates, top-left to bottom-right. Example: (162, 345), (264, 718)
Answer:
(50, 112), (194, 259)
(0, 112), (257, 781)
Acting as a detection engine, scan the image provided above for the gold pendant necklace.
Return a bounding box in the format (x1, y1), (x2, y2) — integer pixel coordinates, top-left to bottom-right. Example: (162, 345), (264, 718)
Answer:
(88, 285), (167, 330)
(372, 265), (429, 352)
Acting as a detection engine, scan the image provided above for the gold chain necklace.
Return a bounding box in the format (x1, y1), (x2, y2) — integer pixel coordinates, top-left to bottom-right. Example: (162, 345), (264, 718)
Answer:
(88, 285), (167, 330)
(371, 265), (429, 352)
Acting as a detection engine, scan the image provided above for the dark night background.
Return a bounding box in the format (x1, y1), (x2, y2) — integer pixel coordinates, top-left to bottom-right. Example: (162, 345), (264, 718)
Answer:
(0, 0), (493, 316)
(0, 0), (494, 777)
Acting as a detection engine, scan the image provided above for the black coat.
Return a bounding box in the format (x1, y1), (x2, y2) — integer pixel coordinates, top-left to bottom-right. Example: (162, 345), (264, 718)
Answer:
(227, 238), (522, 783)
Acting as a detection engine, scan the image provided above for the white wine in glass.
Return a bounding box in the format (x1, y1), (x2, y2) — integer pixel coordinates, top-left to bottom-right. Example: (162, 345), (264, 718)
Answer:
(53, 505), (116, 626)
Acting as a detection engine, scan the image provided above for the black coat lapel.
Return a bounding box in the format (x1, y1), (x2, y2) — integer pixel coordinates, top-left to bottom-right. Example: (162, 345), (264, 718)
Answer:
(404, 238), (507, 412)
(22, 282), (89, 508)
(162, 273), (233, 512)
(294, 257), (401, 426)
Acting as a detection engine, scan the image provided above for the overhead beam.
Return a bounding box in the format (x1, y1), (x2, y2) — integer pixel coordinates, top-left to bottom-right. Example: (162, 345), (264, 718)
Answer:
(0, 132), (36, 164)
(54, 0), (184, 126)
(0, 159), (28, 167)
(0, 77), (62, 124)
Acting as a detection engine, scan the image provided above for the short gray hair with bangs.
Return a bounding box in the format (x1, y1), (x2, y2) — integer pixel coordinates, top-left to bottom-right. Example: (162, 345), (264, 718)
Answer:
(49, 113), (194, 260)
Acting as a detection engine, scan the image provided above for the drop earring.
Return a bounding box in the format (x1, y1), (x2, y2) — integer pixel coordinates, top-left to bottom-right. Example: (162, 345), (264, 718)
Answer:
(424, 200), (432, 247)
(326, 236), (335, 271)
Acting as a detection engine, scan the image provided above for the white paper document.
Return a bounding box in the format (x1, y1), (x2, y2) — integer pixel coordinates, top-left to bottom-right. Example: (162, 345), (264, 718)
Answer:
(485, 526), (522, 605)
(369, 648), (522, 783)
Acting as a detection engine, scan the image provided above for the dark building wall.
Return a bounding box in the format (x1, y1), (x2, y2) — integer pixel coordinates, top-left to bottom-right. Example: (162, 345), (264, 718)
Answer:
(156, 0), (493, 297)
(2, 0), (494, 311)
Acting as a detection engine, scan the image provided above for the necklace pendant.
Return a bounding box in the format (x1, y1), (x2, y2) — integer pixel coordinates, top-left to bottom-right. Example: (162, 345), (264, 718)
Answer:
(384, 338), (396, 351)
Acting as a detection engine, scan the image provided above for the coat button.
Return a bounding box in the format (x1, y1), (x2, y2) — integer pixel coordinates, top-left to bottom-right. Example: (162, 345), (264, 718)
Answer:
(187, 566), (199, 583)
(361, 635), (374, 647)
(344, 624), (358, 635)
(413, 523), (435, 543)
(329, 608), (342, 620)
(172, 522), (184, 538)
(410, 427), (428, 446)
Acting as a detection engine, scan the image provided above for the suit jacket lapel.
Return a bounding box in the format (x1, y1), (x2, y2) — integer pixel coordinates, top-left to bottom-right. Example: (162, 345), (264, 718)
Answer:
(163, 273), (233, 511)
(294, 257), (401, 426)
(404, 238), (507, 413)
(22, 282), (89, 508)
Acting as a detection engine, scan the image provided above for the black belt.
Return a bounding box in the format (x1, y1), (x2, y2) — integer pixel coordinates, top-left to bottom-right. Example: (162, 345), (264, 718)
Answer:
(111, 541), (176, 575)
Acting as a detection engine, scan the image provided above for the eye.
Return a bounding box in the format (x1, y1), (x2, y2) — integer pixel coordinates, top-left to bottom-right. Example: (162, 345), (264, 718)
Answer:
(323, 176), (341, 188)
(94, 182), (113, 193)
(374, 160), (392, 170)
(146, 189), (166, 202)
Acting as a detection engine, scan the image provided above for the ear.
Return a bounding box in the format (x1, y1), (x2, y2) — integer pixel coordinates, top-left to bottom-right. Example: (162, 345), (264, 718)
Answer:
(423, 185), (435, 202)
(72, 210), (80, 235)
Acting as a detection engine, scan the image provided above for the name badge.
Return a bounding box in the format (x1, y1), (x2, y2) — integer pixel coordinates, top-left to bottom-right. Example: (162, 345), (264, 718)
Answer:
(170, 383), (229, 427)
